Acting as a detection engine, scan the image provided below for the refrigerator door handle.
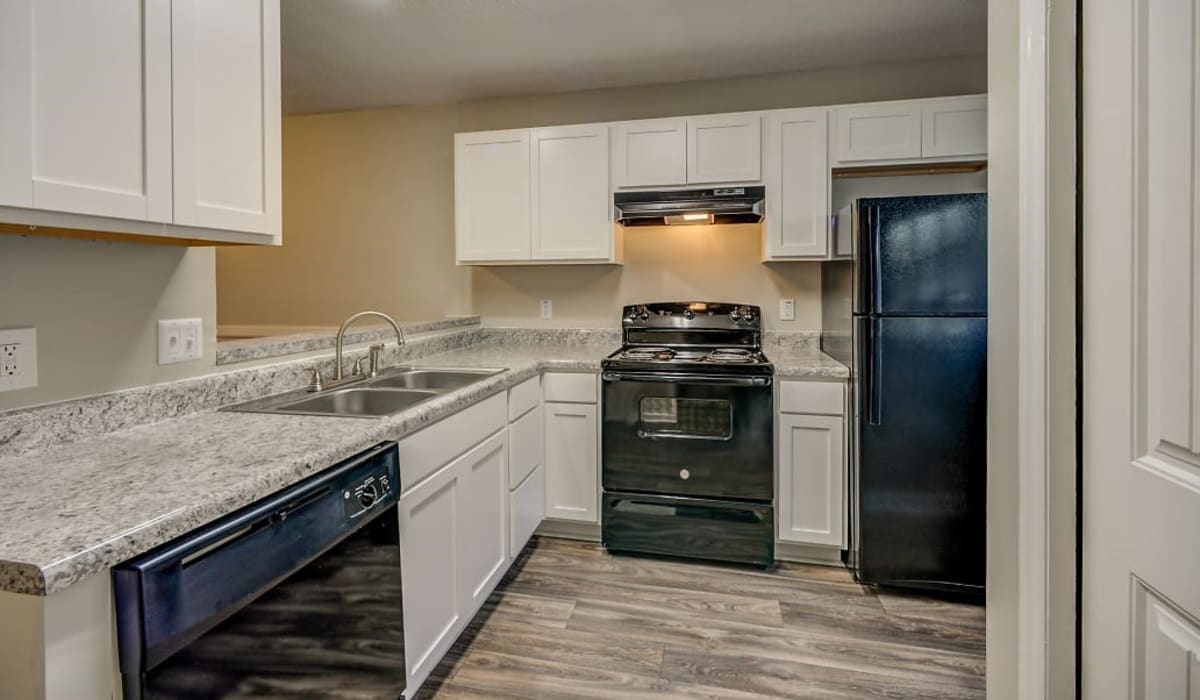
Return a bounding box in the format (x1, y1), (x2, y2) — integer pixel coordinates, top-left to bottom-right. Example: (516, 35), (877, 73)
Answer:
(867, 318), (883, 426)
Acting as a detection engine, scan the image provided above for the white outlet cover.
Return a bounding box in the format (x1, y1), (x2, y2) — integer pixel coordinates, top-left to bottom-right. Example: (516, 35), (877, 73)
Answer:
(539, 299), (553, 320)
(0, 327), (38, 392)
(779, 298), (795, 322)
(158, 318), (203, 365)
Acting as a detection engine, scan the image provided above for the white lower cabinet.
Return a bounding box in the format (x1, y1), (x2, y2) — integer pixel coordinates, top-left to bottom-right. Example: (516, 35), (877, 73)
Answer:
(776, 380), (848, 550)
(399, 425), (507, 693)
(544, 400), (599, 523)
(510, 464), (545, 555)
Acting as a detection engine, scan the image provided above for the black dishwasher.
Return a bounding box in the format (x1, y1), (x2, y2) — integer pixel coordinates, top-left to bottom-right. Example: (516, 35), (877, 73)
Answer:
(113, 442), (406, 699)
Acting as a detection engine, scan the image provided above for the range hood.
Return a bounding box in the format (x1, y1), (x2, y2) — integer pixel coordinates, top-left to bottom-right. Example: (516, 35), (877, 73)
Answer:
(614, 186), (765, 227)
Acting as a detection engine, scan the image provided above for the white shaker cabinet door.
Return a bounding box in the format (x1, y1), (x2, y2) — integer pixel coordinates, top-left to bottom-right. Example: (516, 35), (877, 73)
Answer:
(763, 108), (830, 258)
(455, 129), (532, 262)
(611, 118), (687, 188)
(172, 0), (281, 239)
(544, 401), (599, 522)
(0, 0), (172, 220)
(457, 432), (509, 612)
(510, 464), (545, 558)
(921, 96), (988, 159)
(530, 124), (612, 260)
(834, 101), (922, 164)
(777, 413), (846, 547)
(687, 112), (762, 184)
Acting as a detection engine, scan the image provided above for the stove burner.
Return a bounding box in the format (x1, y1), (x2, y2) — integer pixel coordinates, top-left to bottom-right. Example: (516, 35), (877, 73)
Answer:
(703, 348), (756, 364)
(620, 346), (677, 362)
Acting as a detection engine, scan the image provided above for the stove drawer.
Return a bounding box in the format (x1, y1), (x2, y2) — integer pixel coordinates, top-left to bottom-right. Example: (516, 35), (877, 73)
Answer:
(602, 491), (774, 567)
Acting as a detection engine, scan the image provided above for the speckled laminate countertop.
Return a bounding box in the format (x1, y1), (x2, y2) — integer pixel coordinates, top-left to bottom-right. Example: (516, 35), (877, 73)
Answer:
(0, 337), (845, 596)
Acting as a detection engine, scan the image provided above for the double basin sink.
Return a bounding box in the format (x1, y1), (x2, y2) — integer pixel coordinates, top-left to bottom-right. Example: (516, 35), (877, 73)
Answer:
(225, 367), (505, 418)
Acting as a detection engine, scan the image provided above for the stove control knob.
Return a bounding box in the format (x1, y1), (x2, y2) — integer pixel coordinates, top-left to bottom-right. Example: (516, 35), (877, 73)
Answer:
(729, 308), (742, 322)
(683, 309), (694, 320)
(637, 307), (650, 321)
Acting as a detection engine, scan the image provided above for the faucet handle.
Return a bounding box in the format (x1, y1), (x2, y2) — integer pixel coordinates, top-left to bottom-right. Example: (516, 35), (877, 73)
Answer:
(306, 368), (324, 392)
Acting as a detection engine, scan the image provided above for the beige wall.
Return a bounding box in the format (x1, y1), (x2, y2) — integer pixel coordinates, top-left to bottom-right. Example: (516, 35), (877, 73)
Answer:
(218, 55), (987, 330)
(0, 236), (216, 411)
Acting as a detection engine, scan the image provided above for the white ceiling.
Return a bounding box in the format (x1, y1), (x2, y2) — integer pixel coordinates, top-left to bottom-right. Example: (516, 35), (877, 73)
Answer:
(282, 0), (987, 115)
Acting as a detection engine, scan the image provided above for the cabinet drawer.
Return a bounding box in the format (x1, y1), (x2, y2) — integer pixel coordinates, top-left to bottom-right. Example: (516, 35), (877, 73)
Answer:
(509, 465), (544, 558)
(543, 372), (597, 403)
(508, 404), (542, 490)
(779, 380), (844, 415)
(508, 375), (540, 421)
(398, 392), (506, 490)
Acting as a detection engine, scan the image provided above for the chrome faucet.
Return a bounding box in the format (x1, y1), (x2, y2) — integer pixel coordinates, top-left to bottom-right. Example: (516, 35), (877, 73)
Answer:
(334, 311), (406, 381)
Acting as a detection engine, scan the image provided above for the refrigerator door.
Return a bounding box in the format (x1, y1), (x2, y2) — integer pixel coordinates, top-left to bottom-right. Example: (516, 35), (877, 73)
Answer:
(853, 193), (988, 316)
(852, 315), (986, 593)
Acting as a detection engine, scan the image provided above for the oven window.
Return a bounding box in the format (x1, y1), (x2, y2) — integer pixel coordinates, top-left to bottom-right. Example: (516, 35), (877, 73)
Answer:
(638, 397), (732, 439)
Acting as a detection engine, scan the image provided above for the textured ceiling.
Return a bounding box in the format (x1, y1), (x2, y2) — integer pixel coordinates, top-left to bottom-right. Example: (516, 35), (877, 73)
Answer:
(282, 0), (987, 114)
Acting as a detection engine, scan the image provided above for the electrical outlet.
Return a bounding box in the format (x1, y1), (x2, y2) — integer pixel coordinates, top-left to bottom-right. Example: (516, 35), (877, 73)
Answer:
(0, 327), (38, 392)
(539, 299), (553, 320)
(158, 318), (203, 365)
(779, 298), (795, 322)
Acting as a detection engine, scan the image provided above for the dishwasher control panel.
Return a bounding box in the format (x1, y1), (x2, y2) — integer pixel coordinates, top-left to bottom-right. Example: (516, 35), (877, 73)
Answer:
(343, 469), (393, 518)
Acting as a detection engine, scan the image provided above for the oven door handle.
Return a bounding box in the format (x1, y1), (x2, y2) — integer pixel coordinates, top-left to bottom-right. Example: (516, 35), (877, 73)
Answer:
(602, 371), (772, 387)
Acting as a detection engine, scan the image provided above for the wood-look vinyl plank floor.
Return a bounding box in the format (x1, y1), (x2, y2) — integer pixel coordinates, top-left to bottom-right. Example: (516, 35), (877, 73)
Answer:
(416, 537), (985, 700)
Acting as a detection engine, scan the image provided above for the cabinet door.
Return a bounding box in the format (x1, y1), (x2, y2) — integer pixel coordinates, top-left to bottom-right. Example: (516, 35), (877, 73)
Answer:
(399, 461), (462, 690)
(455, 129), (531, 262)
(530, 124), (611, 260)
(457, 432), (508, 612)
(763, 108), (829, 258)
(172, 0), (281, 238)
(778, 413), (846, 547)
(0, 0), (171, 219)
(611, 118), (687, 188)
(834, 102), (922, 163)
(687, 112), (762, 184)
(510, 464), (545, 558)
(544, 401), (599, 522)
(921, 96), (988, 158)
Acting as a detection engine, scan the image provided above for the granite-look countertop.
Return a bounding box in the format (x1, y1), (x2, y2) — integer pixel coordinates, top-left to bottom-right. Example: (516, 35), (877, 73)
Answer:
(0, 336), (845, 597)
(765, 345), (851, 379)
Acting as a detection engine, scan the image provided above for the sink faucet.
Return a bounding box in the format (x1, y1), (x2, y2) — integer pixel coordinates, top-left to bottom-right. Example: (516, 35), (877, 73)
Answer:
(334, 311), (406, 381)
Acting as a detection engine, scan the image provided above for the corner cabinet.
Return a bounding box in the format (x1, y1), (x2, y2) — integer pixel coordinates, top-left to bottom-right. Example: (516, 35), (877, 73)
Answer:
(762, 108), (830, 259)
(455, 125), (618, 264)
(0, 0), (282, 246)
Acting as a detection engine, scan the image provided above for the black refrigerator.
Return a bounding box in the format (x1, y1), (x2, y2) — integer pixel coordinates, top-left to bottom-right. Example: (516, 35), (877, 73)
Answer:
(842, 193), (987, 597)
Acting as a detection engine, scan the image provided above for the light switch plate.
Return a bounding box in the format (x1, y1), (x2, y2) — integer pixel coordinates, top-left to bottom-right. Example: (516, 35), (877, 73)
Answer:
(539, 299), (553, 320)
(779, 298), (795, 322)
(158, 318), (203, 365)
(0, 327), (37, 392)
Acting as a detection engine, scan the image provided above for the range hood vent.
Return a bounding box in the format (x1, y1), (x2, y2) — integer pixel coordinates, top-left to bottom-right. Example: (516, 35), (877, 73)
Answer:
(614, 186), (765, 227)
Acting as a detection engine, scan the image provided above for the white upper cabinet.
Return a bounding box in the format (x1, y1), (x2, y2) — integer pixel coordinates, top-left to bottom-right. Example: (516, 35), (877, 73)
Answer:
(763, 108), (829, 259)
(0, 0), (172, 221)
(611, 118), (687, 188)
(835, 101), (922, 163)
(921, 95), (988, 159)
(530, 124), (612, 260)
(687, 112), (762, 184)
(455, 129), (532, 262)
(172, 0), (281, 239)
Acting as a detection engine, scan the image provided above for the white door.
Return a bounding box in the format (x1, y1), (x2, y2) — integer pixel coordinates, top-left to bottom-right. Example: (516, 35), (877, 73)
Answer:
(777, 413), (845, 547)
(172, 0), (281, 238)
(0, 0), (171, 220)
(455, 129), (531, 262)
(921, 96), (987, 159)
(398, 461), (462, 691)
(530, 124), (611, 260)
(457, 432), (508, 612)
(687, 112), (762, 184)
(1083, 0), (1200, 695)
(544, 401), (599, 522)
(763, 108), (830, 258)
(611, 118), (687, 188)
(834, 101), (922, 164)
(510, 464), (545, 557)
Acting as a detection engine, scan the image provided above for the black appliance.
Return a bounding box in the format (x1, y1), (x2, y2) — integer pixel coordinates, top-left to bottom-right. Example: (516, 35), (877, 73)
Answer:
(113, 442), (406, 699)
(833, 193), (987, 596)
(601, 301), (774, 566)
(613, 186), (765, 226)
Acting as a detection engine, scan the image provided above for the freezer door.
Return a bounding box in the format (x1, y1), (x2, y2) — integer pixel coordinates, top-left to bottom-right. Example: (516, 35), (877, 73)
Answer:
(853, 194), (988, 316)
(852, 316), (986, 593)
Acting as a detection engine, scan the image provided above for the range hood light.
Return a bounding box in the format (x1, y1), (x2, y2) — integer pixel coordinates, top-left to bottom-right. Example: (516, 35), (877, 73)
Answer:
(664, 212), (715, 225)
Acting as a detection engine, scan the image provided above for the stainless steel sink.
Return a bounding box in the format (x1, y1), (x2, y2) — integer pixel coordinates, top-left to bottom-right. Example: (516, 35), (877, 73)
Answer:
(363, 368), (501, 391)
(276, 388), (437, 417)
(223, 366), (507, 418)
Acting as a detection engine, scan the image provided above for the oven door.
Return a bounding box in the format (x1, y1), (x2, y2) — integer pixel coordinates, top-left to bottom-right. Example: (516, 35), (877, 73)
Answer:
(601, 371), (773, 501)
